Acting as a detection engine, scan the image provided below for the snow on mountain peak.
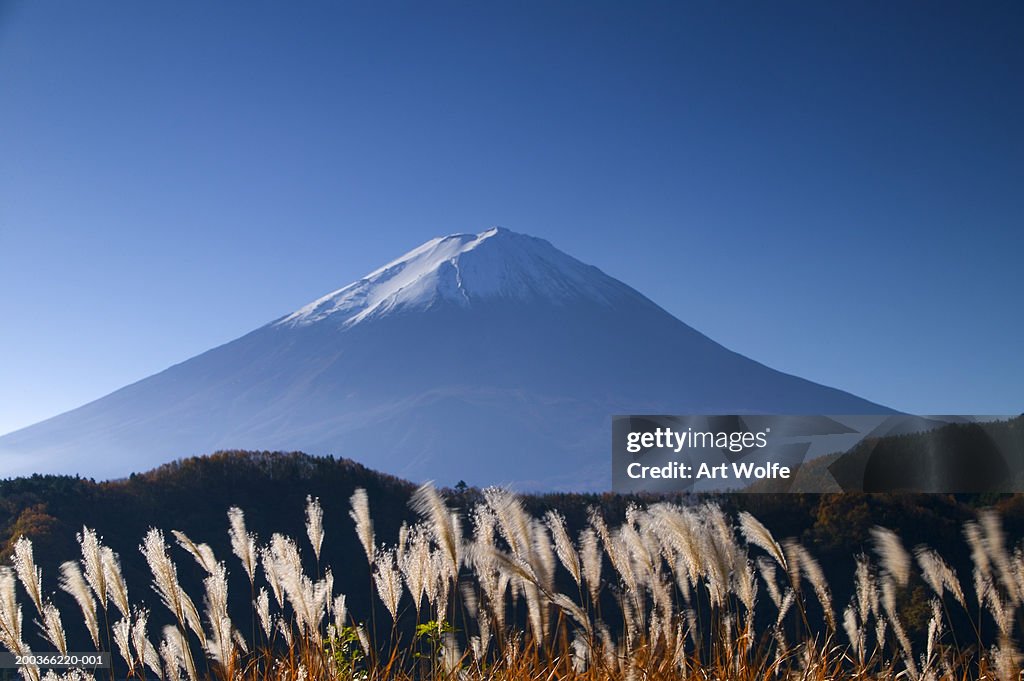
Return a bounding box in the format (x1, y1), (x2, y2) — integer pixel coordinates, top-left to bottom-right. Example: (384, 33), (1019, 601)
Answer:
(276, 227), (634, 327)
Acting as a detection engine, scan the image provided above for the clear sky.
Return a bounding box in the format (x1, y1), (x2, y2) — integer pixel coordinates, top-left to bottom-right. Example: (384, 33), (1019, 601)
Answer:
(1, 1), (1021, 435)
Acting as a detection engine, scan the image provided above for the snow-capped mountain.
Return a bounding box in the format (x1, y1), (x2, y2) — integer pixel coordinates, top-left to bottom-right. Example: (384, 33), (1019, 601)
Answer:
(0, 228), (887, 489)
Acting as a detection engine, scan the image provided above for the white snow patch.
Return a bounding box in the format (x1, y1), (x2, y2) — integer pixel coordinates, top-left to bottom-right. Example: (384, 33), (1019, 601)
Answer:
(276, 227), (631, 328)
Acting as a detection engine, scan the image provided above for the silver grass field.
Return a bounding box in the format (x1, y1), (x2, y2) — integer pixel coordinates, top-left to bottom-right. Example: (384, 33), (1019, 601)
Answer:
(2, 484), (1022, 681)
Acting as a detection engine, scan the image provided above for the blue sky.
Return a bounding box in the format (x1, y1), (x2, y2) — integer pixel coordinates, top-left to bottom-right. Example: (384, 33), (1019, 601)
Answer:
(1, 1), (1021, 435)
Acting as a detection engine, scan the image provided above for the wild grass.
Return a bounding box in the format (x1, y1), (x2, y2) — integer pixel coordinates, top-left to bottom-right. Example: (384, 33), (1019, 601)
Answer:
(2, 485), (1023, 680)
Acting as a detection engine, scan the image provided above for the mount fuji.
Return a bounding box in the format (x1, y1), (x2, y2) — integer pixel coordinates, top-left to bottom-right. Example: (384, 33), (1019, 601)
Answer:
(0, 228), (887, 489)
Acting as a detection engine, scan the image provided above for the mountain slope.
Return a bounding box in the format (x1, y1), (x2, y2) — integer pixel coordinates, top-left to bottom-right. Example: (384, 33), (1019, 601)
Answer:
(0, 228), (888, 489)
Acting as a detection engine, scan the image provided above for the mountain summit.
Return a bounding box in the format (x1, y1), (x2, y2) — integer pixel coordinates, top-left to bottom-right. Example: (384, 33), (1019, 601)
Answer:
(277, 227), (641, 327)
(0, 228), (886, 488)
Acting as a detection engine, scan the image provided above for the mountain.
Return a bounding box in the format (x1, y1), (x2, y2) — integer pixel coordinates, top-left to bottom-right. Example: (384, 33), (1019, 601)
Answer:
(0, 227), (888, 489)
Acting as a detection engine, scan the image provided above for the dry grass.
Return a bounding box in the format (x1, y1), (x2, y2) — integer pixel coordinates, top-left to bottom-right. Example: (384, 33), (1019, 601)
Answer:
(2, 484), (1022, 681)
